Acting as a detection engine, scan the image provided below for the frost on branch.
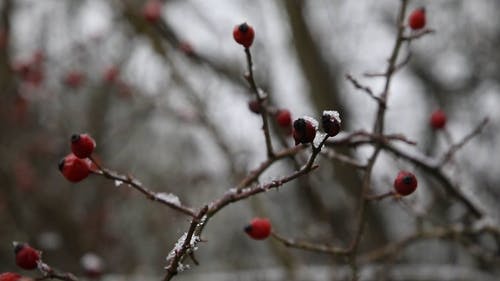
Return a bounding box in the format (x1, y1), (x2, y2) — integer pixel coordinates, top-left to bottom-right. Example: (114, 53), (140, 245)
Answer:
(155, 192), (181, 206)
(165, 231), (201, 272)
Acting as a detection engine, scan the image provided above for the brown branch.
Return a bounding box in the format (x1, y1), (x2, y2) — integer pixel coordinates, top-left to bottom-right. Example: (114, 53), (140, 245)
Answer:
(380, 141), (483, 218)
(360, 221), (500, 263)
(208, 136), (329, 217)
(402, 28), (435, 41)
(244, 47), (275, 158)
(163, 206), (209, 281)
(89, 157), (196, 217)
(236, 144), (306, 190)
(35, 262), (78, 281)
(348, 2), (411, 279)
(345, 74), (384, 105)
(271, 231), (350, 256)
(440, 117), (489, 165)
(322, 149), (367, 169)
(364, 191), (396, 201)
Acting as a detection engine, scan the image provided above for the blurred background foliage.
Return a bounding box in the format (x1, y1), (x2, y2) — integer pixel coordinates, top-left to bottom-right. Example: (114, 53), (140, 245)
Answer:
(0, 0), (499, 280)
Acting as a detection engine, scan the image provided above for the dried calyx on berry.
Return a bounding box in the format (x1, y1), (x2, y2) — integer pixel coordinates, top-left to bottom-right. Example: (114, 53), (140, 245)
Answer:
(13, 242), (41, 270)
(233, 22), (255, 48)
(292, 116), (317, 145)
(322, 110), (341, 137)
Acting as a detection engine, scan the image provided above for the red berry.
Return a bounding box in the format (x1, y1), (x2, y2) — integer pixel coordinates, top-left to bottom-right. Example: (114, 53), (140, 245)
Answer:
(292, 117), (317, 145)
(0, 273), (22, 281)
(244, 218), (271, 240)
(248, 99), (261, 114)
(408, 7), (426, 30)
(71, 134), (96, 158)
(276, 109), (292, 128)
(393, 171), (418, 196)
(178, 41), (194, 56)
(142, 0), (162, 23)
(64, 71), (84, 88)
(103, 66), (119, 83)
(322, 110), (341, 137)
(430, 109), (446, 129)
(32, 50), (44, 65)
(58, 153), (92, 183)
(233, 23), (255, 48)
(14, 243), (40, 270)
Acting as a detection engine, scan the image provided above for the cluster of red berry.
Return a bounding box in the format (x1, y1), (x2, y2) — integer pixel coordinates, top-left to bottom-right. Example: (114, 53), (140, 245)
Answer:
(58, 134), (96, 183)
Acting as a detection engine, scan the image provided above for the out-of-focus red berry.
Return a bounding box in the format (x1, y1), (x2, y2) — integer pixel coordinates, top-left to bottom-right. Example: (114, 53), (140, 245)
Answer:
(430, 109), (446, 129)
(248, 99), (261, 114)
(64, 71), (84, 88)
(103, 66), (119, 83)
(14, 243), (40, 270)
(142, 0), (162, 23)
(0, 272), (22, 281)
(276, 109), (292, 128)
(408, 7), (426, 30)
(393, 171), (418, 196)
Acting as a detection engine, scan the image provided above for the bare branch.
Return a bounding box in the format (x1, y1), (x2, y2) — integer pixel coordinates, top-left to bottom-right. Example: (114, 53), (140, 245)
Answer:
(90, 157), (197, 217)
(271, 231), (349, 256)
(440, 117), (489, 165)
(345, 74), (384, 105)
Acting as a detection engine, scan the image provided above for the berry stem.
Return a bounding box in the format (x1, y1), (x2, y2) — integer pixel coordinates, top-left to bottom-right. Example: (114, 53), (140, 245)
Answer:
(244, 47), (275, 159)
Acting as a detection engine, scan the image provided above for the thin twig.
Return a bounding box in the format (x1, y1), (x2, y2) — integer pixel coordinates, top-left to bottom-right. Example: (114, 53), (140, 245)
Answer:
(236, 144), (306, 190)
(90, 157), (196, 217)
(364, 191), (396, 201)
(271, 232), (349, 256)
(345, 74), (384, 105)
(244, 47), (275, 158)
(36, 262), (78, 281)
(402, 28), (435, 41)
(440, 117), (489, 165)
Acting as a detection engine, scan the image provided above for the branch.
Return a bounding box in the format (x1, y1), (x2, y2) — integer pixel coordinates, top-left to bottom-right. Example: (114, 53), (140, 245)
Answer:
(236, 144), (306, 190)
(163, 206), (209, 281)
(244, 47), (275, 158)
(271, 231), (349, 256)
(440, 117), (489, 165)
(35, 262), (78, 281)
(402, 28), (436, 41)
(345, 74), (384, 105)
(90, 157), (196, 217)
